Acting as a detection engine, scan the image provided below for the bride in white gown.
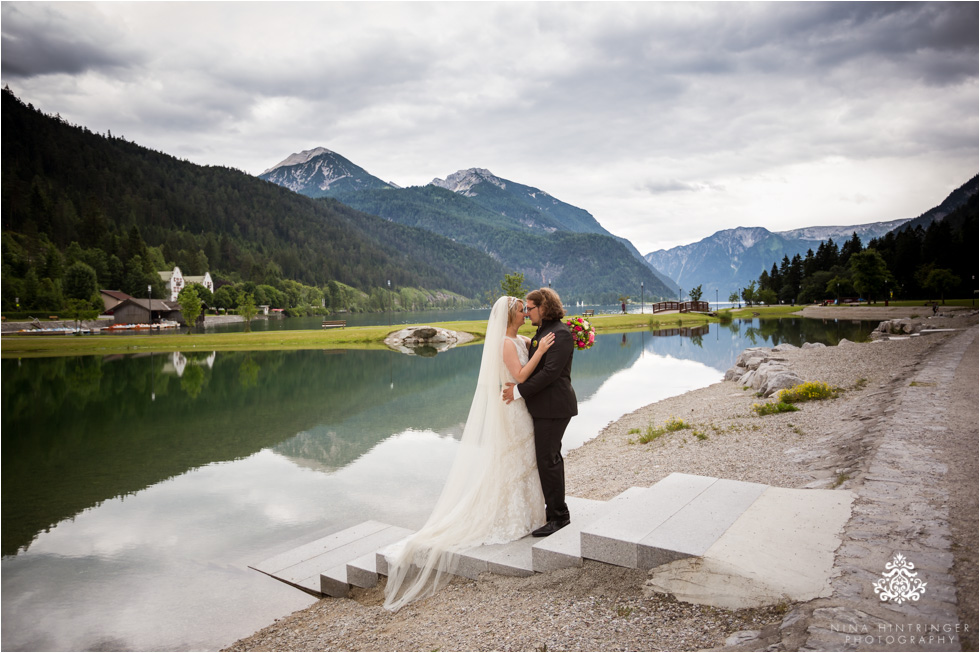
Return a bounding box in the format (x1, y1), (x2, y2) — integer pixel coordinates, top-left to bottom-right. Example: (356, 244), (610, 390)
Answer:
(383, 295), (554, 611)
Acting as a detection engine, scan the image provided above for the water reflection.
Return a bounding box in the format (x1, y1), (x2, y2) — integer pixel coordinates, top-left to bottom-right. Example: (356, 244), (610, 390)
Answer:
(1, 318), (874, 651)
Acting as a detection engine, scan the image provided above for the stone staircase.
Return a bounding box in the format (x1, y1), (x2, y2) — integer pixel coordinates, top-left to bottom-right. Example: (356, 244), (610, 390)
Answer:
(250, 473), (851, 604)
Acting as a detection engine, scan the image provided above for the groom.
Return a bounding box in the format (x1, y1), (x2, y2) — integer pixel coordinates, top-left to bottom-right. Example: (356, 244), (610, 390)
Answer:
(503, 288), (578, 536)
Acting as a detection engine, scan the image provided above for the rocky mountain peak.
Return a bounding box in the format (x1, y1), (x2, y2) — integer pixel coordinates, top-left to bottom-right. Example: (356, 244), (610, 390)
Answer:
(261, 147), (335, 175)
(430, 168), (506, 196)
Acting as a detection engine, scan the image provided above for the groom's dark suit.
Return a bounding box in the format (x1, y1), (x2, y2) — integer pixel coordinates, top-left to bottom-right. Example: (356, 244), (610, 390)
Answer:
(517, 319), (578, 523)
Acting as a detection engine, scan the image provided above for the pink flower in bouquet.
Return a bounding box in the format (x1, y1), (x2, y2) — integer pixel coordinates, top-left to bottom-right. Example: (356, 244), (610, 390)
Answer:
(565, 315), (595, 351)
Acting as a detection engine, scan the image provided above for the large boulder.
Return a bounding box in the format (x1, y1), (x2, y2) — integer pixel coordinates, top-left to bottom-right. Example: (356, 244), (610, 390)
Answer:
(724, 344), (803, 393)
(871, 318), (921, 339)
(384, 326), (475, 356)
(761, 371), (805, 397)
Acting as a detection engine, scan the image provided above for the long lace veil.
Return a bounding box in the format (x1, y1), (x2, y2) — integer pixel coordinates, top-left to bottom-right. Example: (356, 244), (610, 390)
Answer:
(382, 295), (517, 611)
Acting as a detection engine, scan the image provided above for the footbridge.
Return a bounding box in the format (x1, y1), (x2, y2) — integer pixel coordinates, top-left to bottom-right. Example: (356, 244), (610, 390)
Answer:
(649, 301), (710, 314)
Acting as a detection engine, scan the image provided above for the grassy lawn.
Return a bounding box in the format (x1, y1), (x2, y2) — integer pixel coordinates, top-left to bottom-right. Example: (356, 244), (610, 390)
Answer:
(14, 297), (970, 358)
(724, 305), (806, 318)
(2, 310), (718, 358)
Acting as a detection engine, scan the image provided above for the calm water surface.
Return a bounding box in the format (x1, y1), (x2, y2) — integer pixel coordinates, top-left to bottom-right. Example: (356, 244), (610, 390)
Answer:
(1, 317), (873, 651)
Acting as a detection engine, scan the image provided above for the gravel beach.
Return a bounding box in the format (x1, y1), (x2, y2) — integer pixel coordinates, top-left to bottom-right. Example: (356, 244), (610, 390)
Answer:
(226, 307), (978, 652)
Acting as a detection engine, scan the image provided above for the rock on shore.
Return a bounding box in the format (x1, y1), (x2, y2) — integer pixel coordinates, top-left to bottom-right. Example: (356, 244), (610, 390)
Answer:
(384, 326), (475, 356)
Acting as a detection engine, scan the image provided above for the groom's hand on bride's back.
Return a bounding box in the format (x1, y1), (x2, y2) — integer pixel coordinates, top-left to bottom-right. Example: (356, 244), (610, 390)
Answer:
(502, 382), (515, 404)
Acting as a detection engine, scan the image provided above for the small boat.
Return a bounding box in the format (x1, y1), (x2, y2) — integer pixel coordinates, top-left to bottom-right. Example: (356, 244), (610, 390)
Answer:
(15, 326), (92, 336)
(103, 320), (180, 331)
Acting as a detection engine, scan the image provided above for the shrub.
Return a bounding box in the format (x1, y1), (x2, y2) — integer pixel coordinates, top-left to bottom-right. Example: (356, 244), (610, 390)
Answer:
(638, 425), (664, 443)
(777, 381), (840, 404)
(637, 417), (691, 443)
(753, 401), (799, 416)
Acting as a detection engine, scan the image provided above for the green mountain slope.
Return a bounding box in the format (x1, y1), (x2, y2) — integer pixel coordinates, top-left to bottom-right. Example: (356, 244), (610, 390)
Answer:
(334, 185), (675, 303)
(0, 89), (503, 298)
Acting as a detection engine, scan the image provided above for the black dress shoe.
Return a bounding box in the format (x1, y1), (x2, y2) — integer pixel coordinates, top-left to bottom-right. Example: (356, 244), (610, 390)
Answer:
(532, 519), (570, 537)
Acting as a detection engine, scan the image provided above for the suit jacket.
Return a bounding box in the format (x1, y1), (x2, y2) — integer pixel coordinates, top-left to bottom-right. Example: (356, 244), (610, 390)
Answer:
(518, 319), (578, 419)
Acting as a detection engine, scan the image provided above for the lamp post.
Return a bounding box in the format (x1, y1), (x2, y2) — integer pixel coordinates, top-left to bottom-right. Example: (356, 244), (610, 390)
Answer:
(387, 279), (391, 326)
(716, 288), (719, 311)
(147, 284), (152, 325)
(640, 281), (644, 315)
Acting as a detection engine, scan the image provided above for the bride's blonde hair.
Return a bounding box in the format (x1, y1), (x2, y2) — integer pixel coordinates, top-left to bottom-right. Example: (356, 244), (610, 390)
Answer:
(506, 296), (525, 325)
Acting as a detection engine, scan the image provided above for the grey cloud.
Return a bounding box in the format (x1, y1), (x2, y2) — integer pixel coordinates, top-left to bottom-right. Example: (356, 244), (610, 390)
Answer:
(0, 3), (143, 78)
(579, 2), (977, 86)
(641, 179), (725, 195)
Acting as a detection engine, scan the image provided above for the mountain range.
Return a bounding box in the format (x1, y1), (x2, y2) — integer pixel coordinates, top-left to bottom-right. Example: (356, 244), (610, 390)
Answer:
(645, 175), (979, 299)
(7, 83), (973, 309)
(260, 152), (679, 302)
(1, 89), (505, 301)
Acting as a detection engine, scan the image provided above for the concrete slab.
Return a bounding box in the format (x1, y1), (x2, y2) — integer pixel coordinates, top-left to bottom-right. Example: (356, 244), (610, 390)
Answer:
(637, 477), (768, 568)
(581, 474), (717, 568)
(346, 552), (380, 589)
(320, 563), (350, 597)
(252, 521), (415, 596)
(251, 520), (392, 594)
(461, 536), (536, 577)
(346, 525), (414, 589)
(646, 486), (855, 609)
(531, 495), (615, 572)
(253, 520), (389, 577)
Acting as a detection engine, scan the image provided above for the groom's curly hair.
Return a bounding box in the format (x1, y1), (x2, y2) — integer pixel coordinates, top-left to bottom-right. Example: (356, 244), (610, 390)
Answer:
(527, 288), (565, 321)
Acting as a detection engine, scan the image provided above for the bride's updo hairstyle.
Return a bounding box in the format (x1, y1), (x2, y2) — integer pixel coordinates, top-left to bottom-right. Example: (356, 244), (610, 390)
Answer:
(526, 288), (565, 321)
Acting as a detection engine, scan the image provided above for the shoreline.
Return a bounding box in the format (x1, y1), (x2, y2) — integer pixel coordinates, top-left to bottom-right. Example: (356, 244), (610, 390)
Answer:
(222, 306), (972, 650)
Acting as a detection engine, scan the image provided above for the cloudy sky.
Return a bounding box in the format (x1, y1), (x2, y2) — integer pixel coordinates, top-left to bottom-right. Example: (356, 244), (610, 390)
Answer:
(2, 1), (977, 253)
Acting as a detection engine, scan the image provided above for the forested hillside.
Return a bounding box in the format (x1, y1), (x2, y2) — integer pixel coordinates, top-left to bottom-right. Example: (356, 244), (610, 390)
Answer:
(0, 88), (505, 313)
(747, 194), (977, 306)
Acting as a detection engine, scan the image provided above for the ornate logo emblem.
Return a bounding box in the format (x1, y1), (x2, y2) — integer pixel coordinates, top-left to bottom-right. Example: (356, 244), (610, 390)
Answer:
(873, 553), (927, 604)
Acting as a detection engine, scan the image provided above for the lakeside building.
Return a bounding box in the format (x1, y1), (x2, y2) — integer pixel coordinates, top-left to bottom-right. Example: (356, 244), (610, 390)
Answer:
(109, 297), (185, 325)
(100, 290), (131, 314)
(158, 267), (214, 302)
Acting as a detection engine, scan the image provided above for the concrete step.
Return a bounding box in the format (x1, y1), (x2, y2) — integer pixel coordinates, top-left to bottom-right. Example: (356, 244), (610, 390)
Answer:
(251, 520), (413, 597)
(376, 529), (540, 580)
(637, 476), (767, 569)
(255, 474), (784, 600)
(344, 522), (409, 590)
(531, 491), (641, 572)
(580, 473), (767, 570)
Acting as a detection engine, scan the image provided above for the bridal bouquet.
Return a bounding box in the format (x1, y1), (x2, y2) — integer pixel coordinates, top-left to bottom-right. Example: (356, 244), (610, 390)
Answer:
(565, 316), (596, 350)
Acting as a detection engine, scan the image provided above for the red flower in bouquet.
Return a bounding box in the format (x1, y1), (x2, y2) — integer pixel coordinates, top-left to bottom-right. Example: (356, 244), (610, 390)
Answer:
(564, 316), (595, 350)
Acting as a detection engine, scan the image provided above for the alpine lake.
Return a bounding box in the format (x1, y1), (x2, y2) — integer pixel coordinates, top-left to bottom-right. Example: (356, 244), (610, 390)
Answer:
(1, 311), (876, 651)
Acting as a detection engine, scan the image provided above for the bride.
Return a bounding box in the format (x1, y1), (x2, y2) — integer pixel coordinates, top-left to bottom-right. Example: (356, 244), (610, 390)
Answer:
(382, 295), (554, 611)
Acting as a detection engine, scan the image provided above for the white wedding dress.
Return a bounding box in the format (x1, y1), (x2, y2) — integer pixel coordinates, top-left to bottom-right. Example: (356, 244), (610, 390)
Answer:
(383, 296), (546, 611)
